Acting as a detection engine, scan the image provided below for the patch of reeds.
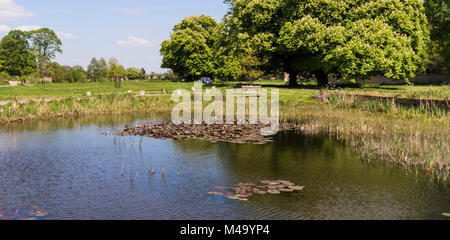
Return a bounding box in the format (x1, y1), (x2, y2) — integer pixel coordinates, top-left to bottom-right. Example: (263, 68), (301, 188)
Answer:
(281, 104), (450, 180)
(326, 93), (449, 119)
(0, 93), (175, 124)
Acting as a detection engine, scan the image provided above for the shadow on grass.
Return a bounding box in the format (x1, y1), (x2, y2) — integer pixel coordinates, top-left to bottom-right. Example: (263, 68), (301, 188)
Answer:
(213, 80), (448, 90)
(364, 86), (403, 90)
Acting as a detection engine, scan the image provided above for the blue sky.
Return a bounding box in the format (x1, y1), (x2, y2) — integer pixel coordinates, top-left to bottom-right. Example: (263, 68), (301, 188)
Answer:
(0, 0), (229, 73)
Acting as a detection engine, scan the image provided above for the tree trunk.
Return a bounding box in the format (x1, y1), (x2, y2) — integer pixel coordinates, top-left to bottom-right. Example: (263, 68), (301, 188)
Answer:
(314, 70), (328, 87)
(287, 71), (299, 87)
(115, 77), (120, 88)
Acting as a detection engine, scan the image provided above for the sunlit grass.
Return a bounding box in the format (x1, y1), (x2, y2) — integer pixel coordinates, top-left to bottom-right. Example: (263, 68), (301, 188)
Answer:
(1, 79), (448, 101)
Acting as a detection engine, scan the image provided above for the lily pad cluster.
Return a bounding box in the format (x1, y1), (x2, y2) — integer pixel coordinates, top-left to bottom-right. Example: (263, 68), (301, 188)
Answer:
(0, 206), (48, 220)
(208, 180), (304, 201)
(117, 120), (302, 145)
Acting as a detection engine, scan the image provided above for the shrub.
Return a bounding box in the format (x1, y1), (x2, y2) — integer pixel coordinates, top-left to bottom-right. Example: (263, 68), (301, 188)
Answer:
(0, 71), (13, 81)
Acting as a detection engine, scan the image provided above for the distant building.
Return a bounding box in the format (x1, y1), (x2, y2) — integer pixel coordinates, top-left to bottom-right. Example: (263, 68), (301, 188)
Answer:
(8, 81), (20, 86)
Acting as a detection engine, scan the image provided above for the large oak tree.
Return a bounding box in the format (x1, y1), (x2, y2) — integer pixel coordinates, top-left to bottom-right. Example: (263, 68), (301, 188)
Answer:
(0, 30), (36, 76)
(224, 0), (430, 87)
(160, 15), (241, 81)
(29, 28), (62, 77)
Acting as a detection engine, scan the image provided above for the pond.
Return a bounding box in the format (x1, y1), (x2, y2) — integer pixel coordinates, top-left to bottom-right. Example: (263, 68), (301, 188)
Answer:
(0, 114), (449, 220)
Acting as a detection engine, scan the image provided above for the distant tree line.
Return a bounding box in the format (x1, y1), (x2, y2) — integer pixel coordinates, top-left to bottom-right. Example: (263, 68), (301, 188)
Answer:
(47, 57), (148, 87)
(160, 0), (449, 86)
(0, 28), (62, 81)
(0, 28), (150, 87)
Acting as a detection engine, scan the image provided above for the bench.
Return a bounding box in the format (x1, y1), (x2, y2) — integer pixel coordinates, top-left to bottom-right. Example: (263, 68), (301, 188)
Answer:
(241, 85), (262, 96)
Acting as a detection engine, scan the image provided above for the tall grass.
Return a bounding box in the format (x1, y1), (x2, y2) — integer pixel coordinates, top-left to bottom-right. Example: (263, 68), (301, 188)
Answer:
(281, 104), (450, 180)
(327, 93), (449, 118)
(0, 93), (174, 123)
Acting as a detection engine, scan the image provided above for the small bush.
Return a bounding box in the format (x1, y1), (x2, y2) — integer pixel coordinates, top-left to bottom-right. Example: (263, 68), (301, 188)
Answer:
(0, 71), (13, 80)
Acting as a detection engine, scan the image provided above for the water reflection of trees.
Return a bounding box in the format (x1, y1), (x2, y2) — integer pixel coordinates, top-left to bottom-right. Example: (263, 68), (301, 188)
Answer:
(170, 131), (431, 189)
(0, 113), (170, 133)
(170, 131), (352, 177)
(171, 131), (450, 219)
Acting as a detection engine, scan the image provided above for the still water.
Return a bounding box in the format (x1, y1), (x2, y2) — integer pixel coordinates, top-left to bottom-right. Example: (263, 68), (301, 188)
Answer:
(0, 114), (449, 220)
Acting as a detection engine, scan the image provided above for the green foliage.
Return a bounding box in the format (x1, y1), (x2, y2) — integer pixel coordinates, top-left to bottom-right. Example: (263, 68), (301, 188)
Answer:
(0, 28), (62, 78)
(424, 0), (450, 74)
(87, 57), (99, 81)
(87, 57), (108, 82)
(225, 0), (430, 86)
(0, 30), (37, 76)
(161, 15), (241, 81)
(161, 15), (218, 80)
(107, 58), (127, 88)
(126, 67), (142, 80)
(28, 28), (63, 76)
(45, 62), (65, 82)
(210, 22), (241, 81)
(73, 67), (87, 83)
(97, 58), (108, 81)
(238, 50), (265, 82)
(19, 73), (41, 84)
(63, 66), (87, 83)
(0, 71), (13, 81)
(140, 68), (146, 79)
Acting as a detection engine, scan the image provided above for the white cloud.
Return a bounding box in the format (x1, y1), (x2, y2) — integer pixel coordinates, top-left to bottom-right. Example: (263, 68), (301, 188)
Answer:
(114, 8), (144, 15)
(56, 31), (79, 40)
(1, 25), (78, 40)
(116, 36), (151, 47)
(15, 25), (41, 31)
(0, 25), (11, 33)
(0, 0), (35, 21)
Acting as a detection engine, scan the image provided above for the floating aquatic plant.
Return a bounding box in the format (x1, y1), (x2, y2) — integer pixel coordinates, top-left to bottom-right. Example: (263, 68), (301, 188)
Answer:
(0, 206), (48, 220)
(115, 120), (302, 145)
(208, 180), (304, 201)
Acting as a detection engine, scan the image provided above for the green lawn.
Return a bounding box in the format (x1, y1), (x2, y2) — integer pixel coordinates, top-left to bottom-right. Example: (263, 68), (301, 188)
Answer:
(0, 79), (448, 101)
(338, 84), (450, 100)
(0, 81), (193, 100)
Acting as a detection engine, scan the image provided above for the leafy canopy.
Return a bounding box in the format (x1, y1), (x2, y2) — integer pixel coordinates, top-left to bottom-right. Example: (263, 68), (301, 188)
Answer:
(0, 28), (62, 78)
(161, 15), (218, 80)
(0, 30), (37, 76)
(126, 67), (142, 80)
(87, 57), (108, 82)
(107, 58), (127, 88)
(225, 0), (430, 85)
(29, 28), (62, 63)
(424, 0), (450, 73)
(161, 15), (241, 81)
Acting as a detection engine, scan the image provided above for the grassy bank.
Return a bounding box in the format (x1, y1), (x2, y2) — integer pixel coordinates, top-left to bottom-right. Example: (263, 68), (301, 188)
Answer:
(0, 93), (173, 123)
